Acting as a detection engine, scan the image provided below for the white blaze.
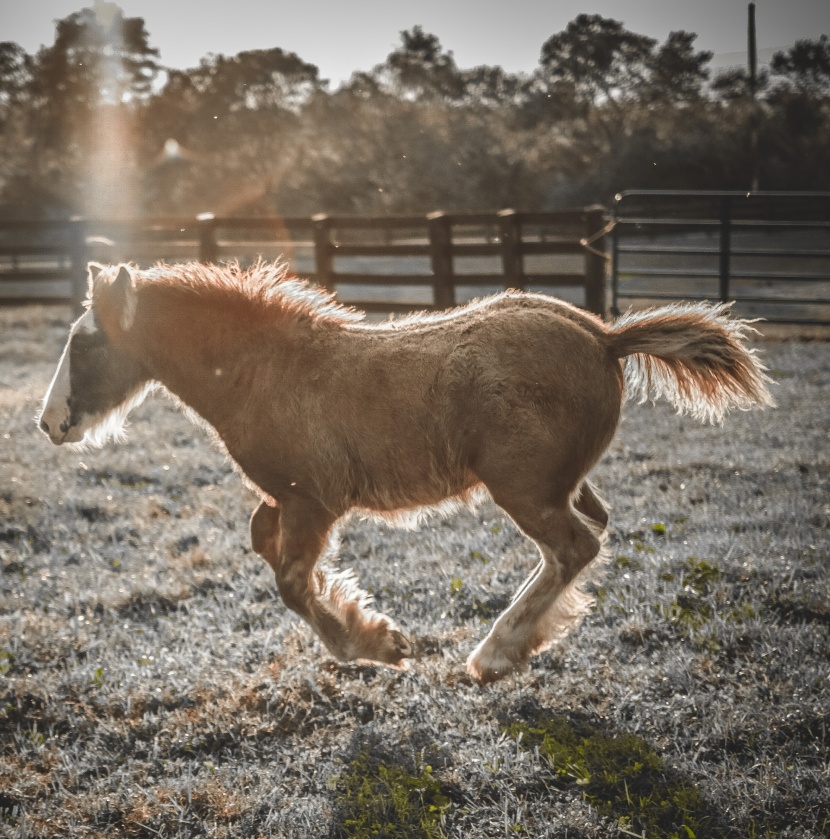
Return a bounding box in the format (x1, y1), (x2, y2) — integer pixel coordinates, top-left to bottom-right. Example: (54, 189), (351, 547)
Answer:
(39, 309), (97, 445)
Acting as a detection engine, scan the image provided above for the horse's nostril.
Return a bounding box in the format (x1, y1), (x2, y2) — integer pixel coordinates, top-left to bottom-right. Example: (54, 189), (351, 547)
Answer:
(39, 418), (50, 435)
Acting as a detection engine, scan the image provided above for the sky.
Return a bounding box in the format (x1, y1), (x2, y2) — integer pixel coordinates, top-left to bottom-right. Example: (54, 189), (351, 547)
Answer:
(2, 0), (829, 85)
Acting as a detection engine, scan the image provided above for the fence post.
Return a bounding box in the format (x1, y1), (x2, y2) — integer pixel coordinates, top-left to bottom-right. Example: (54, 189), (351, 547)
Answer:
(69, 217), (88, 316)
(312, 214), (335, 292)
(718, 196), (732, 303)
(198, 213), (218, 264)
(583, 205), (607, 318)
(427, 211), (456, 310)
(610, 198), (621, 317)
(498, 209), (524, 291)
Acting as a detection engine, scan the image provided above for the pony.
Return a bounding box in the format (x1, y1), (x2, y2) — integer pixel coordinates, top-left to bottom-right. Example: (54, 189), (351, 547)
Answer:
(39, 261), (774, 683)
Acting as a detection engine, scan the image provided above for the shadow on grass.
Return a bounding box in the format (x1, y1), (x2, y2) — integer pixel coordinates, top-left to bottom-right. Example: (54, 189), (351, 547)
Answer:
(501, 702), (721, 839)
(329, 729), (459, 839)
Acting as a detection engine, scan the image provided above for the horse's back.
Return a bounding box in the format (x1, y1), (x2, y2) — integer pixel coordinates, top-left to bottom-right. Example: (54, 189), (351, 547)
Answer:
(315, 291), (622, 509)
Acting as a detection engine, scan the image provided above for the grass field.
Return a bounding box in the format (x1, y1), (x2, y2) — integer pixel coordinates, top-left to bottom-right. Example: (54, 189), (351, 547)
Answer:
(1, 305), (828, 838)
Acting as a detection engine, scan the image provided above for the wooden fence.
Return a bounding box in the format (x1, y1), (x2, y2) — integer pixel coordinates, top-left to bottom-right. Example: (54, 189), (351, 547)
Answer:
(0, 209), (608, 317)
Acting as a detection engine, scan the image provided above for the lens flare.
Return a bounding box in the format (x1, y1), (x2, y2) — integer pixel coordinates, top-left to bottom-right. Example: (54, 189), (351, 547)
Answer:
(80, 1), (137, 219)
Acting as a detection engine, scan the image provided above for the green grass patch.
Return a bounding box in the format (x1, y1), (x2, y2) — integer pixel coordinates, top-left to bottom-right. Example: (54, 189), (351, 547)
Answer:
(726, 601), (758, 622)
(660, 594), (715, 637)
(657, 558), (725, 648)
(332, 748), (451, 839)
(0, 649), (13, 676)
(613, 554), (644, 571)
(681, 558), (720, 595)
(505, 713), (714, 838)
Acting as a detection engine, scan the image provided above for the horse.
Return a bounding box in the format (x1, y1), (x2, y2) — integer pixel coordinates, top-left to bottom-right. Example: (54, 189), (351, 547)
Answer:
(39, 261), (773, 684)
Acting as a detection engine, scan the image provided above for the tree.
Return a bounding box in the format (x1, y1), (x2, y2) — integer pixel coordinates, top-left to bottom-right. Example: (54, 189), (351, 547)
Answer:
(761, 36), (830, 189)
(770, 35), (830, 96)
(170, 47), (321, 112)
(0, 42), (33, 107)
(31, 2), (160, 115)
(139, 47), (323, 214)
(539, 15), (656, 112)
(0, 43), (35, 211)
(377, 26), (465, 101)
(710, 67), (768, 101)
(529, 12), (663, 193)
(1, 3), (162, 215)
(645, 31), (712, 105)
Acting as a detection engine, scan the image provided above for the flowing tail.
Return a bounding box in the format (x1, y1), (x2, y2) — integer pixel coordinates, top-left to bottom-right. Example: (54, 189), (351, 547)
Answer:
(606, 302), (775, 424)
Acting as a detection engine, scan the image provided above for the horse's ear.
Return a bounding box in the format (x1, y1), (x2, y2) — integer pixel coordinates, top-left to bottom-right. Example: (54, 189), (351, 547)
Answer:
(111, 264), (138, 331)
(87, 262), (105, 294)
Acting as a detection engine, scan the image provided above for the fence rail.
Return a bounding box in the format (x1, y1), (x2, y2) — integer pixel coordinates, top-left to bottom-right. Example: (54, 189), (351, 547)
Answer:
(4, 195), (829, 324)
(0, 209), (608, 317)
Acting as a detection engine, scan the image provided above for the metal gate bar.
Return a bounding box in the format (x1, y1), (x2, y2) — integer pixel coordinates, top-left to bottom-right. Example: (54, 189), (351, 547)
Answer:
(611, 191), (830, 324)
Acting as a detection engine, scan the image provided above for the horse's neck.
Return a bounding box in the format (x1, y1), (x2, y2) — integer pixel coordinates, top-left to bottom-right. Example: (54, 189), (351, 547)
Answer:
(138, 291), (302, 434)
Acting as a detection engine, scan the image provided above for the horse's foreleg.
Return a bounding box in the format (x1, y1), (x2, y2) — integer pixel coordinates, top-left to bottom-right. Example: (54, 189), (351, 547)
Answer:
(249, 500), (412, 667)
(466, 504), (603, 684)
(250, 500), (282, 572)
(574, 479), (609, 531)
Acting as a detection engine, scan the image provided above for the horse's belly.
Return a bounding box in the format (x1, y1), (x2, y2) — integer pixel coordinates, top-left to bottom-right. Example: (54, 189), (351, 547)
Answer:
(347, 452), (476, 513)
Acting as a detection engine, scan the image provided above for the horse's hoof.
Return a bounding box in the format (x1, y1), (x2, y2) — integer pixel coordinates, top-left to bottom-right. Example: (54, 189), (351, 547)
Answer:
(372, 626), (413, 667)
(466, 645), (523, 685)
(390, 629), (413, 659)
(466, 658), (506, 685)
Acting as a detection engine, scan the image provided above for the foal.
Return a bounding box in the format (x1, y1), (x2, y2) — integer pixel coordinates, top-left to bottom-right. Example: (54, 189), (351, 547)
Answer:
(39, 262), (773, 683)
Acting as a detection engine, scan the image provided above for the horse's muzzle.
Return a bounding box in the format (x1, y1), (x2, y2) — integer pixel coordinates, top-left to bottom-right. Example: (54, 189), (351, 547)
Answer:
(38, 414), (74, 445)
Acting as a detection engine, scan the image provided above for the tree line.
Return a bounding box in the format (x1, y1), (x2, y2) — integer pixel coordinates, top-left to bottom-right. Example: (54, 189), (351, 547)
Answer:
(0, 4), (828, 219)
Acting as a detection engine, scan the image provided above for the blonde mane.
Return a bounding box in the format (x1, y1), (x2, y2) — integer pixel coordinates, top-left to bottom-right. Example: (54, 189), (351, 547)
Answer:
(135, 260), (366, 326)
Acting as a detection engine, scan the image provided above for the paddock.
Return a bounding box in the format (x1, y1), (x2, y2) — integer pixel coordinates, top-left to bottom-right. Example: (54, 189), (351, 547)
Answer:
(1, 304), (828, 836)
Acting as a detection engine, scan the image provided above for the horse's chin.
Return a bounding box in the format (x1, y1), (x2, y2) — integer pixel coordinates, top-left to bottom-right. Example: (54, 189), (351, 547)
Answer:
(50, 413), (109, 448)
(62, 425), (86, 445)
(66, 409), (133, 450)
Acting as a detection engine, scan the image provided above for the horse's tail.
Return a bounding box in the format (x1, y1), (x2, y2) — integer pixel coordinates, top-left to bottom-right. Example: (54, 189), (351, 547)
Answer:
(605, 302), (775, 424)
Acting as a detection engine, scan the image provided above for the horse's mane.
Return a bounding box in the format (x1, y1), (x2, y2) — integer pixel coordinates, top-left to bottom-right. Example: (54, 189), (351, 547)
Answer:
(135, 260), (366, 325)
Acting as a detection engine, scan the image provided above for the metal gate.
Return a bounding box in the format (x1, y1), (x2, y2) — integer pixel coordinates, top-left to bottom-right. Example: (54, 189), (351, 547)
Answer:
(611, 191), (830, 325)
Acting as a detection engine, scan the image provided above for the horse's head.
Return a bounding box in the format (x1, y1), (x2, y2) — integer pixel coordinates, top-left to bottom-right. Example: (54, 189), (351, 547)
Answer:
(39, 263), (149, 447)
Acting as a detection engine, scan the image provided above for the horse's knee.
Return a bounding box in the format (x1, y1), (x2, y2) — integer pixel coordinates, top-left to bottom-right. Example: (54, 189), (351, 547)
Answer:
(275, 564), (313, 617)
(250, 501), (280, 562)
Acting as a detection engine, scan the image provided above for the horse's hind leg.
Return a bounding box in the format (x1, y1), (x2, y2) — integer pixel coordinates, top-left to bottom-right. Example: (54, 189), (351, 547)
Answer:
(466, 500), (603, 684)
(250, 500), (412, 667)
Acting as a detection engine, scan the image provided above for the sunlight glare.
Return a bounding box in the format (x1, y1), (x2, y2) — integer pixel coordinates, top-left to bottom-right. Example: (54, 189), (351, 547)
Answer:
(81, 1), (137, 219)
